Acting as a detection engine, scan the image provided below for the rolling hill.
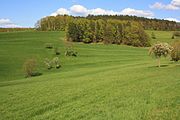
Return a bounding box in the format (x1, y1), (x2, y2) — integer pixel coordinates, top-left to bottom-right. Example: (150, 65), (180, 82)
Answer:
(0, 31), (179, 120)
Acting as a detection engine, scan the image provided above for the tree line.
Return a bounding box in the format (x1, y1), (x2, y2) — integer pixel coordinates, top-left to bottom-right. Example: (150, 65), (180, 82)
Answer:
(87, 15), (180, 31)
(35, 15), (73, 31)
(0, 28), (34, 32)
(66, 19), (150, 47)
(36, 15), (180, 31)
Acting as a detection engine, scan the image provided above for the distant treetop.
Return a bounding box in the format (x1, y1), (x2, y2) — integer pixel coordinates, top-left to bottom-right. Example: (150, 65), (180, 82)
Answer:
(36, 15), (180, 31)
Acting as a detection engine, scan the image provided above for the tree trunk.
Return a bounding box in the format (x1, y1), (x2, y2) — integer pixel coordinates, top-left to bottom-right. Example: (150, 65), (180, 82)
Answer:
(158, 57), (160, 67)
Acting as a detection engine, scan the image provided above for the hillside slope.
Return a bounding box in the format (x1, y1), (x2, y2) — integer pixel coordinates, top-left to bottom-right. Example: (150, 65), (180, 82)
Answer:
(0, 31), (179, 120)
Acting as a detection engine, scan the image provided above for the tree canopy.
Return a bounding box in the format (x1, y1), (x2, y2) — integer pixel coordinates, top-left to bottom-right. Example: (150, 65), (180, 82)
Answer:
(66, 19), (151, 47)
(36, 15), (180, 31)
(149, 43), (173, 67)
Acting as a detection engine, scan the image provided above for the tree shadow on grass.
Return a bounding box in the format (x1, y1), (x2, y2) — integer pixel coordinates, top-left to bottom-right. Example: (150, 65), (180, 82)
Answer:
(160, 65), (169, 67)
(25, 72), (43, 78)
(148, 64), (169, 68)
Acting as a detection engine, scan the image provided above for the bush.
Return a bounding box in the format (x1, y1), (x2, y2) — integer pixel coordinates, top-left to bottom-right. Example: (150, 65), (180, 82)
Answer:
(151, 32), (156, 39)
(23, 58), (38, 77)
(54, 47), (60, 55)
(44, 58), (53, 69)
(45, 43), (53, 49)
(171, 41), (180, 61)
(52, 57), (61, 69)
(44, 57), (61, 69)
(65, 49), (78, 57)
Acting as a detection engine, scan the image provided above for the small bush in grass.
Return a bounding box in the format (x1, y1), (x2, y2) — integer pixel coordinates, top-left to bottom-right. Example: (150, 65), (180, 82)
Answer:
(149, 43), (173, 67)
(64, 42), (77, 57)
(65, 49), (78, 57)
(44, 57), (61, 69)
(45, 43), (53, 49)
(151, 32), (156, 39)
(54, 47), (60, 55)
(44, 58), (53, 70)
(52, 57), (61, 69)
(23, 58), (40, 77)
(171, 41), (180, 61)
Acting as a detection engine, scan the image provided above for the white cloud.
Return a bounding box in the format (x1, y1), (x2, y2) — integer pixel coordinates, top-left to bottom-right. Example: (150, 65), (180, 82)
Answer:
(88, 8), (119, 15)
(0, 18), (22, 28)
(164, 18), (180, 22)
(171, 0), (180, 7)
(0, 19), (12, 25)
(70, 5), (88, 15)
(50, 5), (154, 18)
(50, 8), (70, 16)
(120, 8), (154, 17)
(150, 0), (180, 10)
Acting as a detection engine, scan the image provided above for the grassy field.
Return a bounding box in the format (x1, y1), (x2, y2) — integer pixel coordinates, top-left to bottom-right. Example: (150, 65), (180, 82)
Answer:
(0, 31), (179, 120)
(146, 30), (179, 44)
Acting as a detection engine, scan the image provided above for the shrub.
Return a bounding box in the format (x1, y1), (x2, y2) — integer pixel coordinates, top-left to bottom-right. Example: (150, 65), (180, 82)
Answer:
(45, 43), (53, 49)
(151, 32), (156, 39)
(171, 41), (180, 61)
(44, 57), (61, 69)
(23, 58), (38, 77)
(52, 57), (61, 69)
(65, 49), (78, 57)
(54, 47), (60, 55)
(44, 58), (53, 69)
(149, 43), (173, 67)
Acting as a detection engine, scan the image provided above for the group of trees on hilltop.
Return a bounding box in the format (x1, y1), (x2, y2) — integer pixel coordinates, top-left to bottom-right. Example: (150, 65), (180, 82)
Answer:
(36, 15), (180, 31)
(87, 15), (180, 31)
(87, 15), (180, 30)
(66, 19), (150, 47)
(36, 15), (73, 31)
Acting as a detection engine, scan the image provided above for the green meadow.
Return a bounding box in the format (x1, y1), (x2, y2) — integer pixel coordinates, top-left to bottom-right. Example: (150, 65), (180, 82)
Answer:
(0, 31), (179, 120)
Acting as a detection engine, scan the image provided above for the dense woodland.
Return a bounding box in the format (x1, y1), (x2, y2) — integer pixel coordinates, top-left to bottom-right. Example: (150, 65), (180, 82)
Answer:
(87, 15), (180, 31)
(36, 15), (180, 31)
(66, 19), (150, 47)
(35, 15), (179, 47)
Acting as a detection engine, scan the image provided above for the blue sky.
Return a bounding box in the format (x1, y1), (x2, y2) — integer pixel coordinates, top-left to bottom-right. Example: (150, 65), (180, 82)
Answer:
(0, 0), (179, 27)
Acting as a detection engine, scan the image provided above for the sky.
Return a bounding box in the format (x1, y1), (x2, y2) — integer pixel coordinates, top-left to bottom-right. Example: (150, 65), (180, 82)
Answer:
(0, 0), (179, 28)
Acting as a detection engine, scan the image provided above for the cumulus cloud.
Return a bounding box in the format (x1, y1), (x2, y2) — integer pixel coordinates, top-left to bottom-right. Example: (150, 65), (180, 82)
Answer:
(171, 0), (180, 7)
(164, 18), (180, 22)
(50, 5), (154, 18)
(70, 5), (88, 15)
(50, 8), (70, 16)
(88, 8), (119, 15)
(120, 8), (154, 17)
(150, 0), (180, 10)
(0, 18), (22, 28)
